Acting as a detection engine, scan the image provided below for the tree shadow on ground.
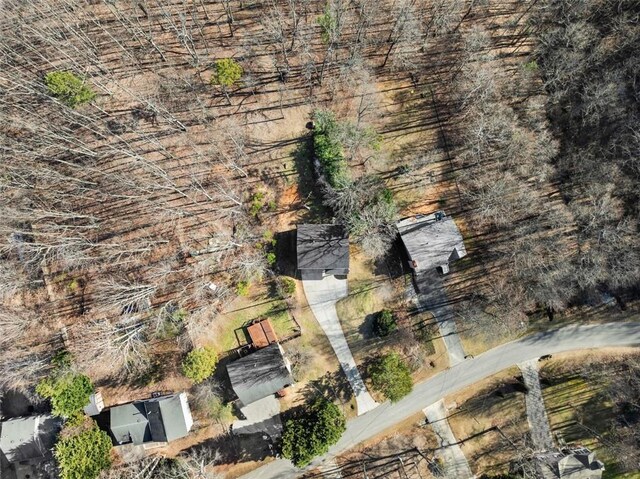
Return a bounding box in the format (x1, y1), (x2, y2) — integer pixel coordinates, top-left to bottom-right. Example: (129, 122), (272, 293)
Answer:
(301, 369), (354, 411)
(373, 236), (407, 280)
(358, 313), (378, 340)
(275, 229), (297, 277)
(185, 431), (276, 466)
(0, 389), (49, 418)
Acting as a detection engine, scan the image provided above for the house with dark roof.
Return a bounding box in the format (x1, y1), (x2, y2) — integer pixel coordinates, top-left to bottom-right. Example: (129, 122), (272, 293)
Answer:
(0, 415), (62, 479)
(521, 447), (605, 479)
(397, 211), (466, 277)
(297, 224), (349, 280)
(226, 343), (294, 407)
(106, 392), (193, 448)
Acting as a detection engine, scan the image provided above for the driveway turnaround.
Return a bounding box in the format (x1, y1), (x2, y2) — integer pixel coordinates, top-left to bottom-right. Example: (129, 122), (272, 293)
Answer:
(302, 276), (378, 416)
(416, 271), (466, 366)
(231, 396), (282, 437)
(518, 359), (555, 451)
(239, 321), (640, 479)
(424, 400), (473, 479)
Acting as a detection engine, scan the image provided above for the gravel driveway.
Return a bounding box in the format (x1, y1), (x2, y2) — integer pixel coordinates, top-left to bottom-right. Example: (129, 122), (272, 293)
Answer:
(302, 275), (378, 415)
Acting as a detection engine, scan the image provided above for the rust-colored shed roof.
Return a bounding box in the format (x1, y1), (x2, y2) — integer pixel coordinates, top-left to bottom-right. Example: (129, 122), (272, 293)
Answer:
(247, 319), (278, 349)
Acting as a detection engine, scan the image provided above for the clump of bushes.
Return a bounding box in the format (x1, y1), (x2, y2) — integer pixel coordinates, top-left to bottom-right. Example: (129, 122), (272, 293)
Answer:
(193, 382), (234, 425)
(281, 398), (346, 467)
(210, 58), (243, 88)
(313, 110), (349, 188)
(55, 424), (112, 479)
(369, 352), (413, 402)
(182, 347), (218, 384)
(279, 277), (296, 297)
(44, 71), (95, 108)
(249, 192), (266, 217)
(311, 109), (396, 259)
(236, 280), (250, 296)
(36, 371), (93, 421)
(373, 309), (397, 337)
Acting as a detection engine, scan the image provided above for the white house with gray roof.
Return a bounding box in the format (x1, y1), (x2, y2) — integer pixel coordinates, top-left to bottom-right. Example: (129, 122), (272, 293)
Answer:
(397, 211), (466, 278)
(0, 415), (62, 479)
(107, 392), (192, 448)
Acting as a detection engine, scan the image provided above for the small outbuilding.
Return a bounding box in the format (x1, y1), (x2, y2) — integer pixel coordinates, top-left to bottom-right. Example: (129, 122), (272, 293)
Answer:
(296, 224), (349, 280)
(106, 392), (193, 448)
(226, 343), (294, 407)
(0, 414), (62, 479)
(247, 319), (278, 349)
(526, 447), (605, 479)
(397, 211), (466, 276)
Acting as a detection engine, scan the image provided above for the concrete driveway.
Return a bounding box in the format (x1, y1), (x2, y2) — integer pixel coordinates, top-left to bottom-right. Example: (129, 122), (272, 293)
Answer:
(424, 400), (473, 479)
(232, 396), (283, 437)
(519, 359), (555, 451)
(238, 321), (640, 479)
(302, 275), (378, 415)
(416, 271), (467, 365)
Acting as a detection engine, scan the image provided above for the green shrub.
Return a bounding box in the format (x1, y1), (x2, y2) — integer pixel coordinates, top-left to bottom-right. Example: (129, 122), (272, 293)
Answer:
(154, 307), (186, 340)
(182, 347), (218, 383)
(210, 58), (243, 88)
(266, 252), (277, 266)
(313, 131), (348, 188)
(373, 309), (397, 337)
(317, 6), (337, 43)
(280, 277), (296, 297)
(44, 71), (96, 108)
(262, 230), (276, 246)
(249, 192), (265, 217)
(312, 110), (349, 188)
(369, 353), (413, 402)
(36, 372), (93, 420)
(236, 280), (250, 296)
(51, 349), (73, 369)
(205, 396), (234, 425)
(55, 425), (112, 479)
(281, 398), (346, 467)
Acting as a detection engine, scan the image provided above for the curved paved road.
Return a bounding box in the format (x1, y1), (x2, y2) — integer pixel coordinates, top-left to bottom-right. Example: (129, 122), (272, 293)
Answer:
(239, 321), (640, 479)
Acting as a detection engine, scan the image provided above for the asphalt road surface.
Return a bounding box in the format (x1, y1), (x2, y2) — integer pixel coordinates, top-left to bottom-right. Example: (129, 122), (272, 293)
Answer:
(239, 321), (640, 479)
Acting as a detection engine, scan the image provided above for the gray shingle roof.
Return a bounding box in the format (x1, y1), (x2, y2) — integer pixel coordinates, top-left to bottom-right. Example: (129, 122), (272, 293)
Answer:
(108, 392), (193, 445)
(532, 448), (605, 479)
(0, 415), (60, 463)
(227, 343), (294, 407)
(397, 212), (466, 273)
(297, 224), (349, 271)
(0, 415), (61, 479)
(110, 402), (150, 445)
